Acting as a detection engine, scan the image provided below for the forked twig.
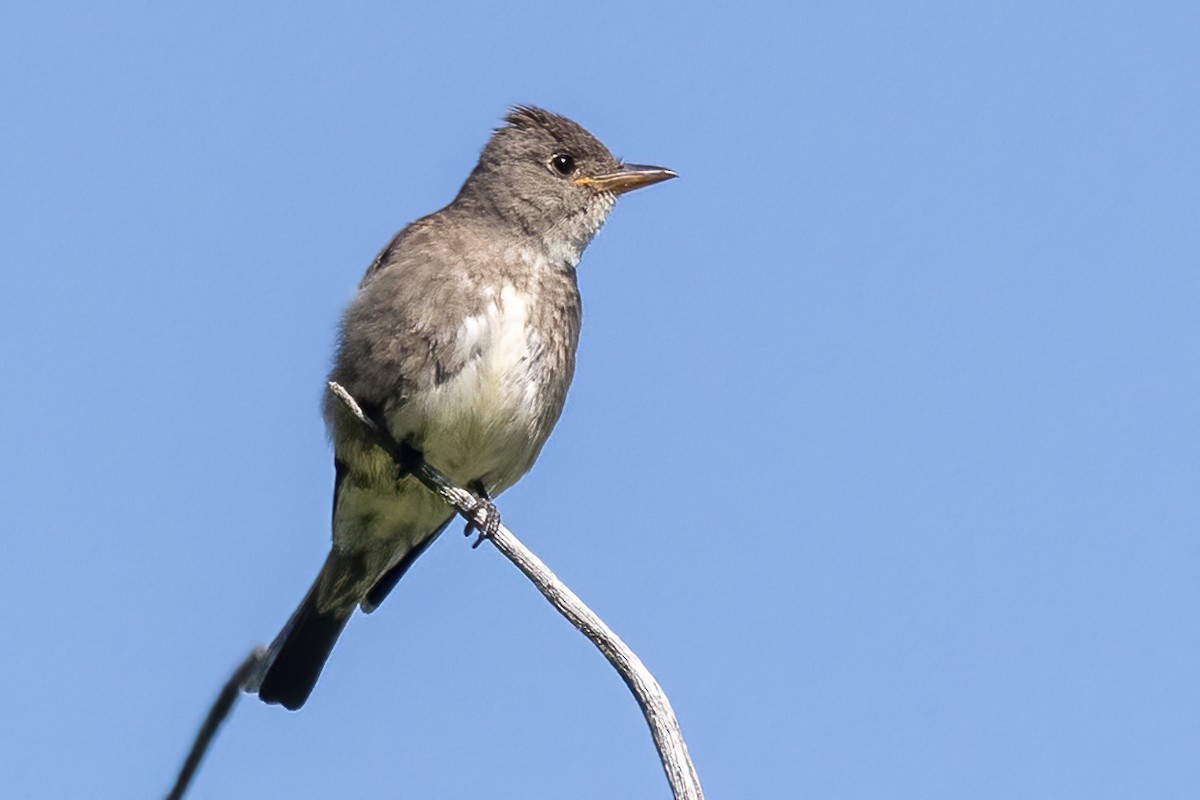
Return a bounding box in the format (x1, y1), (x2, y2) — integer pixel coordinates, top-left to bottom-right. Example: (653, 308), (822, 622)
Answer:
(166, 384), (704, 800)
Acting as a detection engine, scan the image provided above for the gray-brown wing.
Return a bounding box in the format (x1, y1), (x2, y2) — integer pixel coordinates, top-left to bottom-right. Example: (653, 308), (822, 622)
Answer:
(325, 213), (488, 428)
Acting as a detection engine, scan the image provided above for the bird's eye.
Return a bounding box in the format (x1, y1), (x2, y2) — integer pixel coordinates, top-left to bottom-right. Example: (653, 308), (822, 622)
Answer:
(550, 154), (576, 175)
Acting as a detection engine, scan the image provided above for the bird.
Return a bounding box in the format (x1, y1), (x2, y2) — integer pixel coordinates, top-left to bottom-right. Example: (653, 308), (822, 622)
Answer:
(248, 106), (676, 710)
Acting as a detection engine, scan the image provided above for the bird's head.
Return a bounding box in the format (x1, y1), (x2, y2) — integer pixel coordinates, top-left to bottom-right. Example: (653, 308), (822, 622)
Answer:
(455, 106), (676, 266)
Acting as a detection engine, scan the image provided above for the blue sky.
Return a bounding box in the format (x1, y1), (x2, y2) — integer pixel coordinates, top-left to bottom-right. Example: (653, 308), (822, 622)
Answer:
(2, 2), (1197, 798)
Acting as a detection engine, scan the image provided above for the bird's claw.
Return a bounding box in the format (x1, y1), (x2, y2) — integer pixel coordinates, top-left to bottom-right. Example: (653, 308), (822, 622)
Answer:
(463, 486), (500, 548)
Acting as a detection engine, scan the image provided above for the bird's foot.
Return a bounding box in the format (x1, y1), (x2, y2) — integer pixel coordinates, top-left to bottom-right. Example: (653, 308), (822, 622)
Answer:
(463, 482), (500, 549)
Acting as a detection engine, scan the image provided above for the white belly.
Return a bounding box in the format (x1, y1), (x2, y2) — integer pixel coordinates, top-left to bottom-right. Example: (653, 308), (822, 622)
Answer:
(388, 284), (546, 493)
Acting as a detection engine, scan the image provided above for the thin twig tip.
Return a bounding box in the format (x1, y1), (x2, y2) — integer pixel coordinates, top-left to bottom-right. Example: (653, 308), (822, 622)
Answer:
(328, 381), (367, 422)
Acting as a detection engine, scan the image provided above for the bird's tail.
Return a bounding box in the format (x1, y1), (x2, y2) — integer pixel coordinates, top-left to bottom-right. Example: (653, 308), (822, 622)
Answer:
(247, 556), (355, 711)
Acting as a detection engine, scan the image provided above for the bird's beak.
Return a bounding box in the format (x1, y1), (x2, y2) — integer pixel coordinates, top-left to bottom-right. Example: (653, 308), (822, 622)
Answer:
(575, 164), (678, 195)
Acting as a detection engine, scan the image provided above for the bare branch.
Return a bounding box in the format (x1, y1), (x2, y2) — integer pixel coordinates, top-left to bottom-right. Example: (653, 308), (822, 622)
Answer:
(328, 381), (705, 800)
(166, 648), (263, 800)
(167, 385), (705, 800)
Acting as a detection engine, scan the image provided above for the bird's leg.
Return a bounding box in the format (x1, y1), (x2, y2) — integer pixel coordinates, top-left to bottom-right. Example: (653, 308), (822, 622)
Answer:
(463, 480), (500, 549)
(395, 441), (425, 476)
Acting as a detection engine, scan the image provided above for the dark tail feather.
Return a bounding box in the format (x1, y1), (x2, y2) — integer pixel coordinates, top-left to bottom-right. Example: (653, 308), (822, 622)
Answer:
(252, 573), (354, 711)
